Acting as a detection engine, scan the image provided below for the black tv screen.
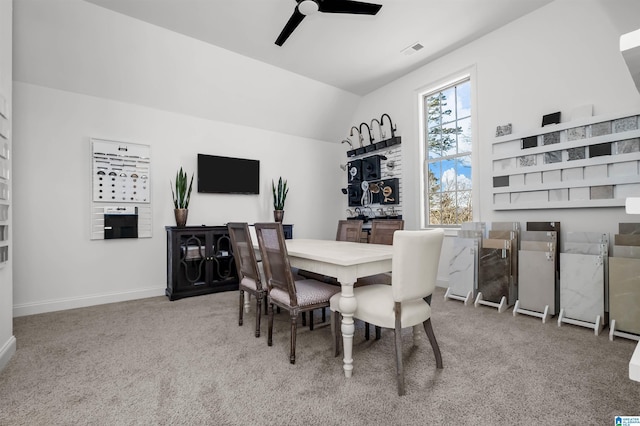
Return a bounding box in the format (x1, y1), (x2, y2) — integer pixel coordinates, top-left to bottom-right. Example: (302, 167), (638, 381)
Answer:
(197, 154), (260, 194)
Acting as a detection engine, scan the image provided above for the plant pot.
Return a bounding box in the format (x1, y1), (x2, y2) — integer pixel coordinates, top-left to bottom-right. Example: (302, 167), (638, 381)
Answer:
(274, 210), (284, 223)
(174, 208), (188, 227)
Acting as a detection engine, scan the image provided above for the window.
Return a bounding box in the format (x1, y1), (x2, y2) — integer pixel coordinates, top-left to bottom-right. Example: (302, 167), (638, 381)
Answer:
(423, 77), (472, 226)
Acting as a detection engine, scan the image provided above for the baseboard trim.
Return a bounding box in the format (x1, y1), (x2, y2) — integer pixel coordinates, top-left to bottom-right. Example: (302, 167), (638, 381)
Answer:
(0, 335), (16, 372)
(13, 287), (166, 317)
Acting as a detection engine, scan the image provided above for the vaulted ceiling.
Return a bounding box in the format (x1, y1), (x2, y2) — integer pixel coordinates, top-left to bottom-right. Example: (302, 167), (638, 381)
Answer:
(85, 0), (554, 95)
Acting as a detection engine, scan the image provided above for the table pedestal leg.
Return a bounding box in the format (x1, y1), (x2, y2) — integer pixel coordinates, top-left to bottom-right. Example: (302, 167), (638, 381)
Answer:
(339, 282), (357, 378)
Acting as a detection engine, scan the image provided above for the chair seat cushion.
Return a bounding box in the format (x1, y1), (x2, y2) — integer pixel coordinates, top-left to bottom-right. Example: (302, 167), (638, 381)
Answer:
(240, 276), (260, 292)
(270, 279), (340, 307)
(331, 284), (431, 329)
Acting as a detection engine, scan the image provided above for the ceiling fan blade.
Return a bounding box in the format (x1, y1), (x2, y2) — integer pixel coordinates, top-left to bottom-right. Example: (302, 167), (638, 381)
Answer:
(318, 0), (382, 15)
(275, 9), (306, 46)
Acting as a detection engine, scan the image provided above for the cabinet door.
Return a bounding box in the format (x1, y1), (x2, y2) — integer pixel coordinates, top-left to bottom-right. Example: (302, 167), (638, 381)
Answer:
(176, 232), (211, 289)
(208, 232), (235, 283)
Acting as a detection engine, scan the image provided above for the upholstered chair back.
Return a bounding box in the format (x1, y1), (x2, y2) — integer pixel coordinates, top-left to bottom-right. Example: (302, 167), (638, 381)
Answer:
(391, 229), (445, 303)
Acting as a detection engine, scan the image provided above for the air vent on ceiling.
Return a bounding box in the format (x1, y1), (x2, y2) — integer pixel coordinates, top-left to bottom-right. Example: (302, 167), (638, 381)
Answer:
(401, 42), (424, 56)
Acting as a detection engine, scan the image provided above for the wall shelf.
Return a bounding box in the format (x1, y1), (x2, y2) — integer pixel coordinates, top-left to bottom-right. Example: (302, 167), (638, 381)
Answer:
(491, 109), (640, 210)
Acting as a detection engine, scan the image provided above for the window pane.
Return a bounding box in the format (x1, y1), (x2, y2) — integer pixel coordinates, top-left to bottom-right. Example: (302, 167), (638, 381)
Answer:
(428, 127), (442, 159)
(457, 191), (473, 223)
(442, 122), (459, 157)
(429, 193), (442, 225)
(440, 160), (456, 192)
(439, 191), (457, 225)
(456, 156), (472, 190)
(426, 94), (442, 127)
(458, 117), (472, 154)
(456, 80), (471, 119)
(440, 87), (456, 124)
(428, 162), (442, 193)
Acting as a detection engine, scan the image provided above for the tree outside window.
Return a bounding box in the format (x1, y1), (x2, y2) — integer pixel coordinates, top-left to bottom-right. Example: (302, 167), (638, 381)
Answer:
(424, 78), (472, 226)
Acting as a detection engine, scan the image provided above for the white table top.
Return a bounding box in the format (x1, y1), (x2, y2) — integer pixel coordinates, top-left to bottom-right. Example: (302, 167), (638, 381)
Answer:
(285, 239), (392, 266)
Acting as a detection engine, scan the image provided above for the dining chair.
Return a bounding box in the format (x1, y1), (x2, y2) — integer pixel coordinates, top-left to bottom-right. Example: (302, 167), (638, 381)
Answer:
(336, 219), (364, 242)
(369, 219), (405, 245)
(330, 229), (445, 395)
(227, 222), (266, 338)
(358, 219), (404, 339)
(254, 222), (341, 364)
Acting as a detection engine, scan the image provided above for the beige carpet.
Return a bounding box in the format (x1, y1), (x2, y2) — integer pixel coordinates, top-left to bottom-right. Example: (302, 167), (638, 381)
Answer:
(1, 287), (638, 425)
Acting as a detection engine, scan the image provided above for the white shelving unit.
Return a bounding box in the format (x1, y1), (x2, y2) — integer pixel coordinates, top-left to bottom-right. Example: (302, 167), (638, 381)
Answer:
(0, 92), (9, 267)
(492, 109), (640, 210)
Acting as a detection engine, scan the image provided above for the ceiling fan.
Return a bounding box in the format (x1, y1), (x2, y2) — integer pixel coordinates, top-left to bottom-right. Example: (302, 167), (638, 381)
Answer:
(275, 0), (383, 46)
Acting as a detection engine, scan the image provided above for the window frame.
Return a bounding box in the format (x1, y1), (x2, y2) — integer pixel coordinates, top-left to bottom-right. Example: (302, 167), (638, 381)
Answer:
(417, 68), (479, 229)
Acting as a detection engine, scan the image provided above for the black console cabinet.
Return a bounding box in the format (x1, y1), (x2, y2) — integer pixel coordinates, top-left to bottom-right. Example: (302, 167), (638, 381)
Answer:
(165, 226), (238, 301)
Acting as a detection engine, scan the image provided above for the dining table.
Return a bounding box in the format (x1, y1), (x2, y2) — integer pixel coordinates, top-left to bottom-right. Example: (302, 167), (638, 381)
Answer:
(285, 238), (393, 378)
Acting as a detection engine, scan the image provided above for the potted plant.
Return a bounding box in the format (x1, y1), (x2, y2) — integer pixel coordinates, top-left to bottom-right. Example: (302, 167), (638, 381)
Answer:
(171, 167), (194, 227)
(272, 177), (289, 223)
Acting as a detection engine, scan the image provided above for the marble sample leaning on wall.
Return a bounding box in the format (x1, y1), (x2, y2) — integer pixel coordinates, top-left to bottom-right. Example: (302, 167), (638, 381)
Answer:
(609, 223), (640, 341)
(558, 232), (608, 335)
(474, 222), (519, 313)
(445, 229), (482, 305)
(514, 230), (558, 323)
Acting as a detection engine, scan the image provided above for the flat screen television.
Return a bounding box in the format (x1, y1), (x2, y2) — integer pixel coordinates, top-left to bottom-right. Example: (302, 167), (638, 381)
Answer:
(197, 154), (260, 194)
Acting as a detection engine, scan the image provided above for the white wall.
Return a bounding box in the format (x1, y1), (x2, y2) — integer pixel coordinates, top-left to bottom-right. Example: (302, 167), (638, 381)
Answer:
(348, 0), (640, 284)
(12, 83), (345, 316)
(0, 0), (15, 371)
(11, 0), (349, 316)
(13, 0), (359, 143)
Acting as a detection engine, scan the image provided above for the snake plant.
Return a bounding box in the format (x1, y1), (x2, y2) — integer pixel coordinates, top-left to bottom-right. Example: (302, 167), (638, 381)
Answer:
(272, 177), (289, 210)
(171, 167), (194, 209)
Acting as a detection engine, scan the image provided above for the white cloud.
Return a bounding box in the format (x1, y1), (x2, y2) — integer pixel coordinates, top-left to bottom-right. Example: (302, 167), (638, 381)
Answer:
(442, 167), (472, 190)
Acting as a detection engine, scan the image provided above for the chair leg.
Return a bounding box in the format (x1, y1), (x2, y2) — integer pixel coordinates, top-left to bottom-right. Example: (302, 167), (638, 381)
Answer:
(394, 302), (405, 396)
(365, 322), (370, 340)
(423, 318), (443, 369)
(394, 326), (405, 396)
(254, 294), (261, 338)
(238, 290), (244, 326)
(263, 296), (268, 315)
(290, 314), (297, 364)
(322, 307), (326, 323)
(309, 310), (314, 331)
(375, 326), (381, 340)
(332, 311), (341, 357)
(302, 312), (307, 326)
(267, 303), (274, 347)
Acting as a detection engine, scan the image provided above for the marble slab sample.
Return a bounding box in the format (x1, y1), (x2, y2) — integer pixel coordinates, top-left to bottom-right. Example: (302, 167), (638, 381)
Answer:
(615, 234), (640, 247)
(609, 257), (640, 335)
(521, 241), (556, 252)
(563, 231), (608, 245)
(521, 230), (557, 243)
(458, 230), (483, 239)
(619, 223), (640, 235)
(479, 238), (513, 304)
(489, 222), (520, 232)
(613, 245), (640, 259)
(461, 222), (486, 233)
(488, 230), (518, 282)
(448, 237), (478, 298)
(562, 242), (607, 256)
(560, 252), (605, 323)
(591, 121), (612, 137)
(567, 147), (586, 161)
(613, 116), (638, 133)
(519, 250), (557, 314)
